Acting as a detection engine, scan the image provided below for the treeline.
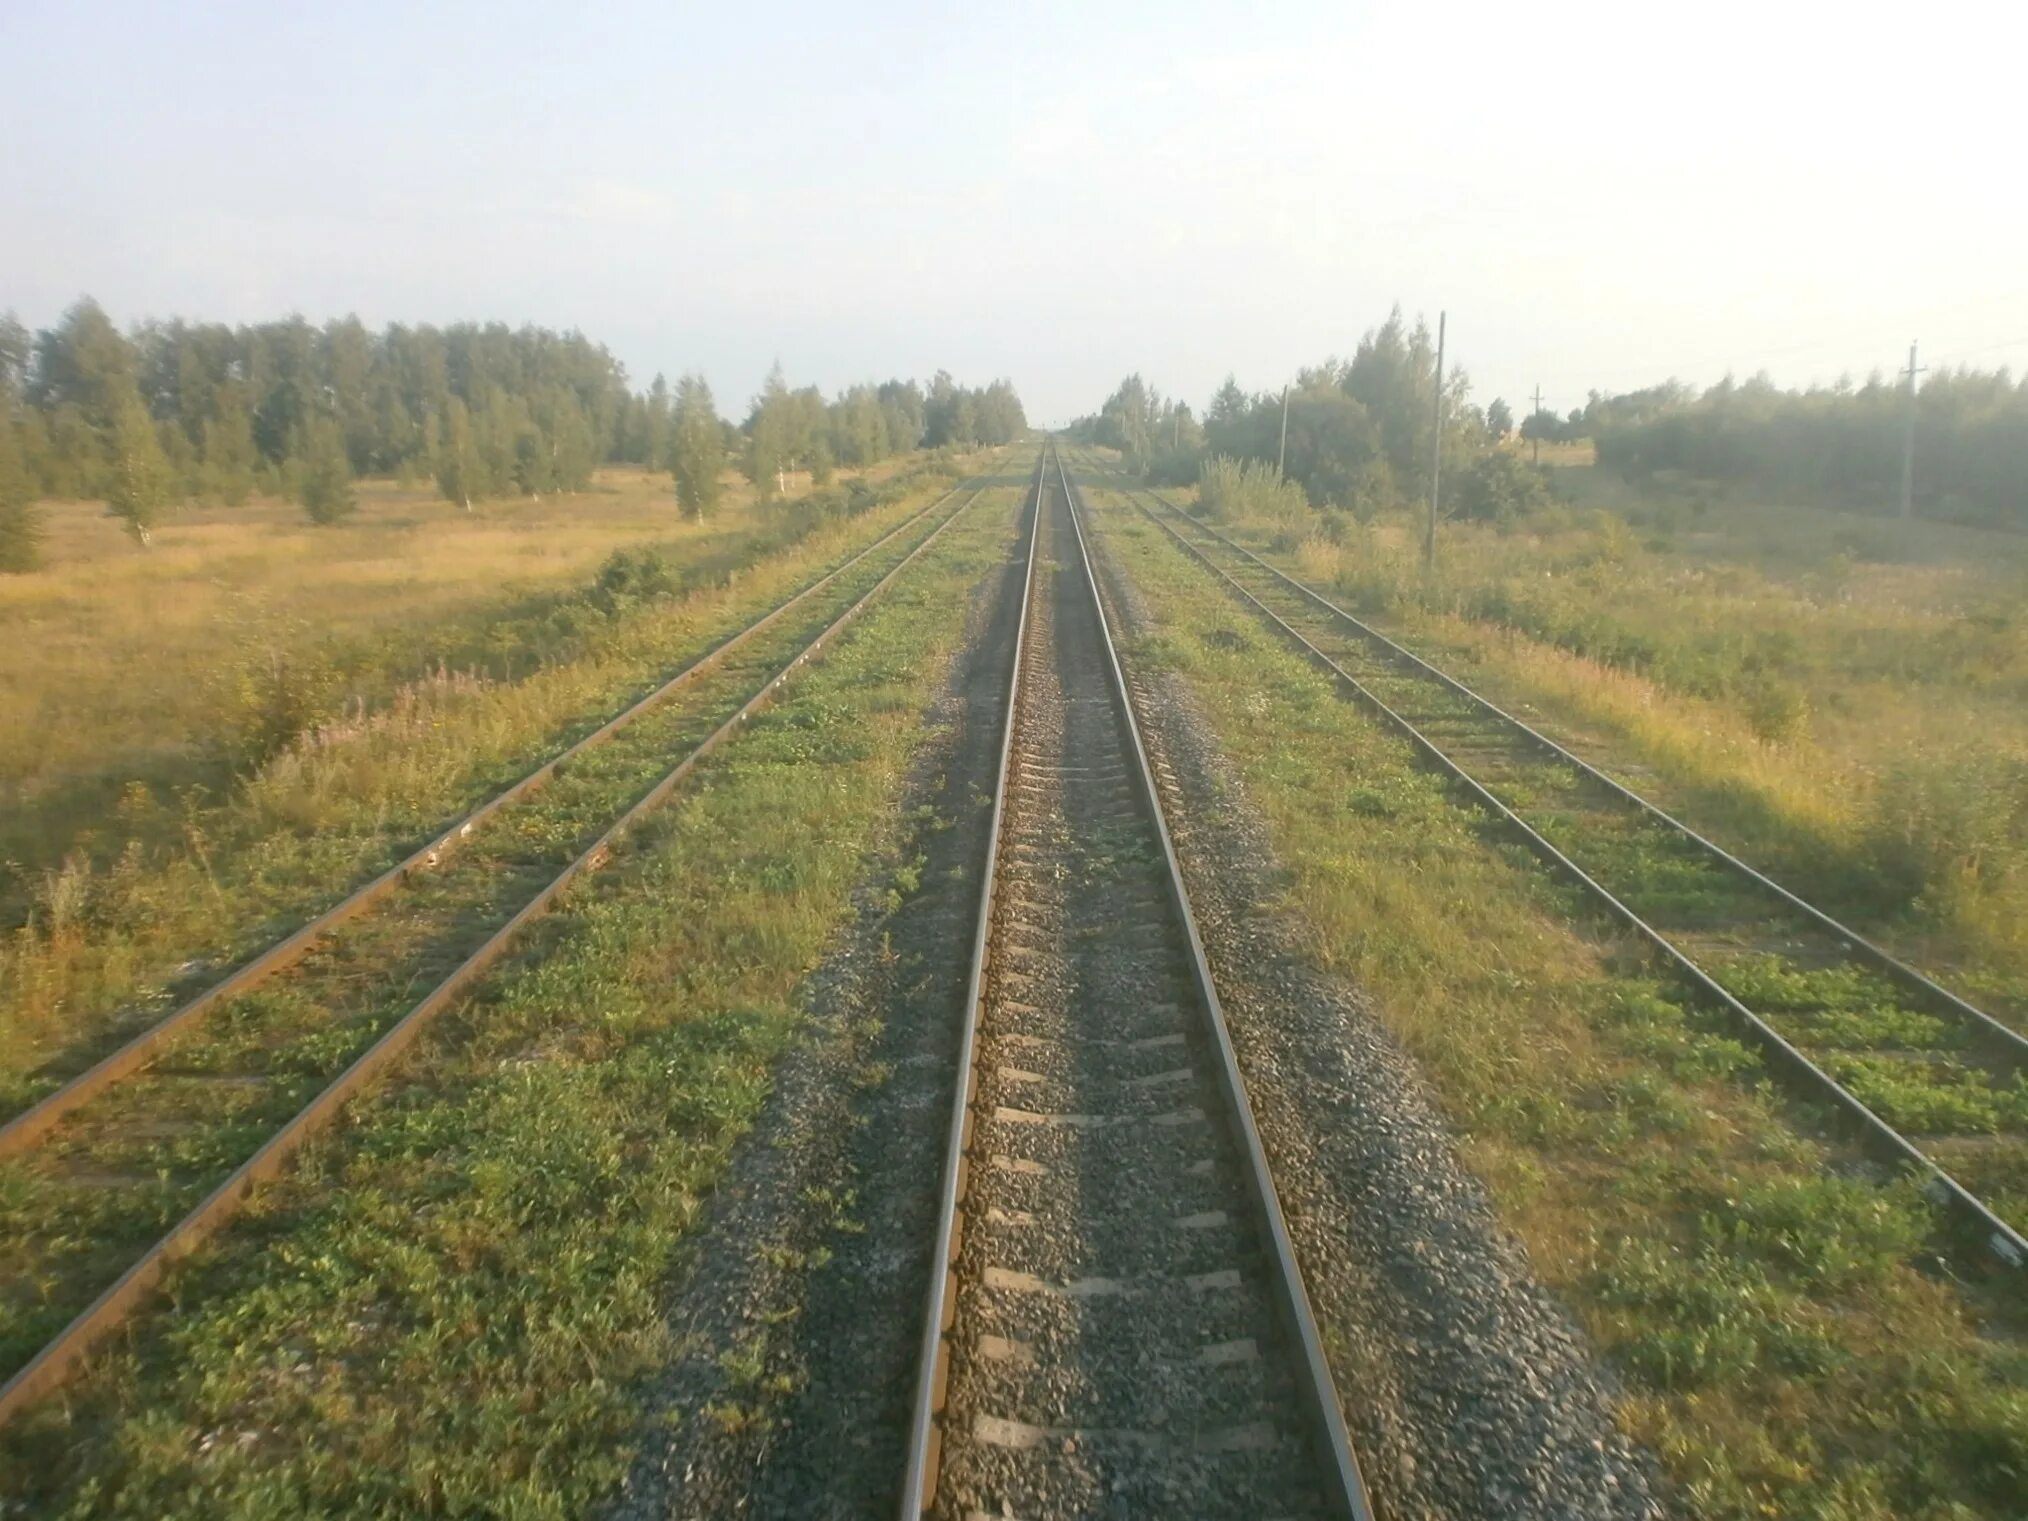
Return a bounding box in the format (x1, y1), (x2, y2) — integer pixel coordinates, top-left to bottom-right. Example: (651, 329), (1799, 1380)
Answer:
(1070, 307), (1548, 528)
(0, 298), (1025, 566)
(1587, 372), (2028, 527)
(736, 367), (1024, 503)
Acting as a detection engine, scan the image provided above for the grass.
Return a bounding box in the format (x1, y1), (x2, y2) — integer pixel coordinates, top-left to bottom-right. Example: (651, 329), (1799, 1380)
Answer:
(1177, 460), (2028, 1014)
(0, 470), (1028, 1517)
(0, 458), (916, 887)
(0, 488), (988, 1372)
(1084, 479), (2028, 1521)
(0, 455), (982, 1114)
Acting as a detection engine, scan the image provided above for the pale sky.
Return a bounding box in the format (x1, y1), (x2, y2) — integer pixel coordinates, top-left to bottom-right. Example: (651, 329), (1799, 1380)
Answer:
(5, 0), (2024, 424)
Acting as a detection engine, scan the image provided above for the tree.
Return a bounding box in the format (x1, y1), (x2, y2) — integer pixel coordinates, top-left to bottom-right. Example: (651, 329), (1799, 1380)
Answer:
(202, 380), (257, 505)
(434, 396), (479, 509)
(0, 418), (38, 571)
(1486, 397), (1513, 439)
(670, 373), (722, 520)
(642, 374), (672, 468)
(104, 391), (172, 544)
(1207, 375), (1250, 439)
(298, 417), (356, 523)
(1456, 450), (1552, 523)
(745, 363), (798, 499)
(543, 386), (597, 492)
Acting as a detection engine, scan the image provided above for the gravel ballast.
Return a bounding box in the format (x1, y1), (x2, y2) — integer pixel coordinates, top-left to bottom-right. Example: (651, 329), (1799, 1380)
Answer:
(1086, 493), (1670, 1521)
(608, 486), (1033, 1521)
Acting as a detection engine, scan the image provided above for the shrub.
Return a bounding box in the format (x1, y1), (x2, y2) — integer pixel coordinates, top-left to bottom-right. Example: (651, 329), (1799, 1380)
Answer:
(1196, 455), (1311, 531)
(1455, 450), (1554, 523)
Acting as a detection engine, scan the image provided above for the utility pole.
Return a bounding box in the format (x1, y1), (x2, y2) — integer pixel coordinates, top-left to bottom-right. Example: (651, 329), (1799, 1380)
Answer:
(1530, 382), (1546, 465)
(1277, 384), (1290, 478)
(1899, 340), (1925, 522)
(1425, 311), (1446, 572)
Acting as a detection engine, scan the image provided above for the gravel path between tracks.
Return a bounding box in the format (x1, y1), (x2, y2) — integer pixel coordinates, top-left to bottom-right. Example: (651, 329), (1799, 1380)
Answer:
(606, 506), (1031, 1521)
(1090, 521), (1671, 1521)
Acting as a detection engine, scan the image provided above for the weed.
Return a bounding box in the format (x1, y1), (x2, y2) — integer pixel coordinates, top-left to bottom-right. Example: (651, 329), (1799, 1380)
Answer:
(1086, 482), (2025, 1519)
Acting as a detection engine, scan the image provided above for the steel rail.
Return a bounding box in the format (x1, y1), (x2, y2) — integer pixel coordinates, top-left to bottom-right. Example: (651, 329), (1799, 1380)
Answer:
(0, 469), (987, 1163)
(1118, 463), (2027, 1069)
(898, 449), (1045, 1517)
(0, 474), (1000, 1430)
(1082, 458), (2025, 1274)
(1057, 446), (1372, 1517)
(908, 446), (1379, 1516)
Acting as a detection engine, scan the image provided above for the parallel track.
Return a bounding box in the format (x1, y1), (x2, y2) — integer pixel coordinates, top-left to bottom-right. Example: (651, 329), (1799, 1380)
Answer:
(1, 472), (985, 1158)
(1077, 452), (2027, 1274)
(900, 448), (1371, 1519)
(0, 468), (1004, 1427)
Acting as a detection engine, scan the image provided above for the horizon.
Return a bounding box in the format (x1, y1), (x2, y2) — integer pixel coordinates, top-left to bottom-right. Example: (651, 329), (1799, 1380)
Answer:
(6, 0), (2026, 426)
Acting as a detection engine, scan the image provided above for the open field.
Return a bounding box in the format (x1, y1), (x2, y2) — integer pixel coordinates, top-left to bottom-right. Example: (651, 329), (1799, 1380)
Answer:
(5, 440), (2024, 1520)
(1189, 460), (2028, 1014)
(1073, 459), (2027, 1520)
(0, 454), (977, 1106)
(0, 460), (1034, 1512)
(0, 461), (906, 887)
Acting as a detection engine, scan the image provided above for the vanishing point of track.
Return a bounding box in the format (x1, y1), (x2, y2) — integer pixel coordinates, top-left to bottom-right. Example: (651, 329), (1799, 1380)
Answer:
(1078, 451), (2027, 1275)
(0, 468), (1000, 1426)
(899, 448), (1372, 1518)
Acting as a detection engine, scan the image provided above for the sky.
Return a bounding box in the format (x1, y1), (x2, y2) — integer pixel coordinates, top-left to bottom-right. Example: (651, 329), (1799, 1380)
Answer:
(5, 0), (2026, 425)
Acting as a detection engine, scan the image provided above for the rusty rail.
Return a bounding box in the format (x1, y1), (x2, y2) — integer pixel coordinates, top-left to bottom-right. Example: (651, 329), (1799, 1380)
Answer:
(0, 474), (997, 1428)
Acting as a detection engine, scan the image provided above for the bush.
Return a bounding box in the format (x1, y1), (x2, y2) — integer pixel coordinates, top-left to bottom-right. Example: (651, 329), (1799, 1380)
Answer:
(0, 498), (39, 572)
(1196, 455), (1311, 531)
(1455, 450), (1554, 524)
(593, 548), (680, 612)
(1144, 445), (1203, 487)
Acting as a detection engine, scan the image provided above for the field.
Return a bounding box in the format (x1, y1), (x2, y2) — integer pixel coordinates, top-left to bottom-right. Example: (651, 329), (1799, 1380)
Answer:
(0, 467), (1031, 1513)
(1073, 456), (2028, 1519)
(5, 439), (2025, 1520)
(1261, 462), (2028, 1012)
(0, 462), (889, 886)
(0, 453), (964, 1112)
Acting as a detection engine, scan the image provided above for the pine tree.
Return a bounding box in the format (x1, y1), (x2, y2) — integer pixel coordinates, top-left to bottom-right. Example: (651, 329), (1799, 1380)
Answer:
(643, 374), (672, 469)
(298, 417), (356, 524)
(105, 391), (172, 545)
(670, 374), (722, 521)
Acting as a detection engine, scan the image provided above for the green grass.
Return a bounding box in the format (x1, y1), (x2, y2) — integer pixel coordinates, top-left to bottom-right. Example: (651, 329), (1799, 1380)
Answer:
(0, 474), (1027, 1516)
(1187, 463), (2028, 1015)
(1084, 479), (2028, 1521)
(0, 456), (985, 1113)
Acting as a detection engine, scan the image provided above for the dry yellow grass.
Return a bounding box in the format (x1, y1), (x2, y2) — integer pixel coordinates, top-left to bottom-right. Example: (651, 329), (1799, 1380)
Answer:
(1238, 470), (2028, 1001)
(0, 463), (906, 878)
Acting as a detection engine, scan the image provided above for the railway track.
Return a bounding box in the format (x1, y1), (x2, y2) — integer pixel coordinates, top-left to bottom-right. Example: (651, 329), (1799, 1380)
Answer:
(901, 448), (1371, 1519)
(1073, 451), (2028, 1274)
(0, 464), (1011, 1426)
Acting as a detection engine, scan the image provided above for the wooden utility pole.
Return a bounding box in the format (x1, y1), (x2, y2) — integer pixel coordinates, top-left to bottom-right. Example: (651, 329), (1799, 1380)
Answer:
(1530, 382), (1546, 465)
(1425, 312), (1446, 571)
(1277, 384), (1291, 478)
(1899, 341), (1924, 521)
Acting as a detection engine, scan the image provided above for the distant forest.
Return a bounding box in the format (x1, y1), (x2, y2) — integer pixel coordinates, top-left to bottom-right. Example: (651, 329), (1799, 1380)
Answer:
(0, 299), (1025, 566)
(1073, 309), (2028, 533)
(1583, 373), (2028, 528)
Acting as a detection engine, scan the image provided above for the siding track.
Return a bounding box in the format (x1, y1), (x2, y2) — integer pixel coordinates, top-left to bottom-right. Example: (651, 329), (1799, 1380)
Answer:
(900, 448), (1371, 1520)
(1076, 452), (2028, 1275)
(0, 471), (998, 1427)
